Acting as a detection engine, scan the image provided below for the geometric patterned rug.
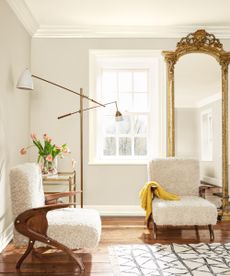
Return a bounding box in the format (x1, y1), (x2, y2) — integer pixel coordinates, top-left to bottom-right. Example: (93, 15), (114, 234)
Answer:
(109, 243), (230, 275)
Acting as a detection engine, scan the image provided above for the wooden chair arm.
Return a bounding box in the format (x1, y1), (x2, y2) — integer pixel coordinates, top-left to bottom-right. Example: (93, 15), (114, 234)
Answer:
(14, 203), (72, 244)
(14, 203), (85, 270)
(45, 191), (81, 204)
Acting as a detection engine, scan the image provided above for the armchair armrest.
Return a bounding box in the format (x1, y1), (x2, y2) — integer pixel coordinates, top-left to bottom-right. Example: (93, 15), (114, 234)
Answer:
(14, 203), (84, 270)
(151, 185), (158, 199)
(45, 191), (81, 204)
(15, 203), (73, 243)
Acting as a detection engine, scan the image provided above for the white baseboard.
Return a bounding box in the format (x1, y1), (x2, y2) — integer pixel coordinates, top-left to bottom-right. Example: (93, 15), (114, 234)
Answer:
(0, 223), (13, 253)
(84, 205), (145, 216)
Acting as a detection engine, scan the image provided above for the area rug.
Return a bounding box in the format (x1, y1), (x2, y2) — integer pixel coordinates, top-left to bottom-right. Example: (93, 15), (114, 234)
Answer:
(109, 243), (230, 275)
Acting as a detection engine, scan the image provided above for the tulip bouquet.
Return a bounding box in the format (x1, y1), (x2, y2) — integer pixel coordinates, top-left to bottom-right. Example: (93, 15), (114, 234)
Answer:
(20, 133), (70, 174)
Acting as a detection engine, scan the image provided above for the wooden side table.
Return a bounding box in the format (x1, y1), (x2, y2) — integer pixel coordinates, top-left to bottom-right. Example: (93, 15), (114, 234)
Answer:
(42, 171), (77, 205)
(199, 180), (222, 220)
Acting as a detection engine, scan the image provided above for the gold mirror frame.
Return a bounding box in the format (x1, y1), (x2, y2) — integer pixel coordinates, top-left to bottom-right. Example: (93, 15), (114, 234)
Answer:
(162, 29), (230, 220)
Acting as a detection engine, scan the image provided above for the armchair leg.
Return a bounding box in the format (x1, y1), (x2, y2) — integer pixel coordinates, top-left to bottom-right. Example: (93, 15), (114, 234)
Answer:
(153, 222), (157, 239)
(48, 238), (84, 271)
(147, 214), (152, 229)
(208, 224), (214, 241)
(16, 239), (35, 270)
(195, 225), (200, 240)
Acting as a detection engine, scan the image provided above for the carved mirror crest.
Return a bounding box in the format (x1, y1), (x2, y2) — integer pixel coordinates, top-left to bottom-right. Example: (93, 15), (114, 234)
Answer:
(162, 29), (230, 220)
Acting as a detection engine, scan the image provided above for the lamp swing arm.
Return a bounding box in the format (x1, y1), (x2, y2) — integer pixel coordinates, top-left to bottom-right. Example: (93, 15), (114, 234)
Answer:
(58, 101), (120, 120)
(32, 74), (105, 107)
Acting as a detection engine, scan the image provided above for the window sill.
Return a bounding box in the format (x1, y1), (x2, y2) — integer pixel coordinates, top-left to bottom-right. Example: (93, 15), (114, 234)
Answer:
(88, 160), (148, 166)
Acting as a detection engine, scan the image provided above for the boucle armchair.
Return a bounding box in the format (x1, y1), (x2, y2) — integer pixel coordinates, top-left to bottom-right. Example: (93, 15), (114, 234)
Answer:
(147, 158), (217, 240)
(10, 163), (101, 271)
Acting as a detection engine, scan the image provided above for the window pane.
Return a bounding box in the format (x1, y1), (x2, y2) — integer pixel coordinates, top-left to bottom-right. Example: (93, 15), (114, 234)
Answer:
(102, 71), (117, 101)
(104, 116), (116, 134)
(134, 137), (147, 155)
(133, 93), (148, 111)
(119, 137), (131, 155)
(104, 137), (116, 156)
(119, 93), (132, 111)
(118, 115), (131, 134)
(118, 72), (132, 92)
(134, 115), (147, 134)
(133, 71), (147, 92)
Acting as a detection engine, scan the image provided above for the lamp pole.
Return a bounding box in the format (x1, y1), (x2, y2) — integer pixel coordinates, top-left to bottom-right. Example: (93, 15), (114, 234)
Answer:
(80, 88), (84, 208)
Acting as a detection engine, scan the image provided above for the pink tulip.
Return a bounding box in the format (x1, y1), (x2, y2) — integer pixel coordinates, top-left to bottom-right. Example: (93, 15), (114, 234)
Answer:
(63, 147), (70, 154)
(20, 148), (27, 155)
(30, 133), (37, 141)
(46, 155), (53, 162)
(43, 133), (50, 141)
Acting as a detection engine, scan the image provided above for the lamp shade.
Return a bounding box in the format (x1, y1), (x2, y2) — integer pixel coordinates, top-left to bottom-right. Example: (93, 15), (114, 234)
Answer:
(16, 69), (33, 90)
(115, 110), (123, 121)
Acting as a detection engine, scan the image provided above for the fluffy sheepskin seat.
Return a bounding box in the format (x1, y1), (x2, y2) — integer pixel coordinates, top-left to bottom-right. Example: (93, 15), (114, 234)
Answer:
(148, 158), (217, 227)
(153, 196), (217, 226)
(10, 163), (101, 249)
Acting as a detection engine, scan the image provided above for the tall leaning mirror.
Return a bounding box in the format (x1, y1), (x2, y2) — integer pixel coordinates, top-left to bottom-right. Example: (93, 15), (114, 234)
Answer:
(162, 29), (230, 220)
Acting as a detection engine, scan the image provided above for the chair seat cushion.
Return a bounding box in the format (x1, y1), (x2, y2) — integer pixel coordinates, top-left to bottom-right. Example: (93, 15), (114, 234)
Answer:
(152, 196), (217, 226)
(46, 208), (101, 249)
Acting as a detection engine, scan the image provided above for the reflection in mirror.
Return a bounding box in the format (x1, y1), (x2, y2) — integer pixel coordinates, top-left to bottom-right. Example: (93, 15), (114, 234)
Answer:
(175, 54), (222, 203)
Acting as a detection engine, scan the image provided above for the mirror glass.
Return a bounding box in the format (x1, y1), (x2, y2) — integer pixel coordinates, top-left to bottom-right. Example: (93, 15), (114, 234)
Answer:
(174, 53), (222, 192)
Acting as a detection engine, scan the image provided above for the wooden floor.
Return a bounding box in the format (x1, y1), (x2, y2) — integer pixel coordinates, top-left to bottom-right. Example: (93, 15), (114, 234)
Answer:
(1, 217), (230, 275)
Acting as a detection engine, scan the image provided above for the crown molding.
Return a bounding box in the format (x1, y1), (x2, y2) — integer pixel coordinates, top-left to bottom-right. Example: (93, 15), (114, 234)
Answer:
(33, 25), (230, 39)
(5, 1), (230, 39)
(175, 93), (221, 109)
(6, 0), (39, 35)
(196, 92), (221, 108)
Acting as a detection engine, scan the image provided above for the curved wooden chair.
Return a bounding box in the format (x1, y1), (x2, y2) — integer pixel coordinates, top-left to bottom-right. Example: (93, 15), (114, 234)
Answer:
(10, 163), (101, 271)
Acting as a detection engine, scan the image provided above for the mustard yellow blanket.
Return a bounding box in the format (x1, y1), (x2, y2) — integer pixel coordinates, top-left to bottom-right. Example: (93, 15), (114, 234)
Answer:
(139, 181), (180, 222)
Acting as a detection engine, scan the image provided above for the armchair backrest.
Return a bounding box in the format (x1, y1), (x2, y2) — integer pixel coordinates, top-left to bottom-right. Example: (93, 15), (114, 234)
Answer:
(10, 163), (45, 220)
(148, 158), (199, 196)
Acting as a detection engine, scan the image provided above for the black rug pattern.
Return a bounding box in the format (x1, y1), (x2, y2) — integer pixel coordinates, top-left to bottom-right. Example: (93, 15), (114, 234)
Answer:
(109, 243), (230, 275)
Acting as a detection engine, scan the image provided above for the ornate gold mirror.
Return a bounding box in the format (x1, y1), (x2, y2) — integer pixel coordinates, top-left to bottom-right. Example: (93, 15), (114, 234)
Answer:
(163, 29), (230, 220)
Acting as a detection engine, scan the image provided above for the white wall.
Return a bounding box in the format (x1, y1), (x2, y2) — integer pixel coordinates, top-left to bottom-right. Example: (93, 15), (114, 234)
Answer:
(30, 37), (230, 211)
(199, 100), (222, 185)
(30, 38), (180, 210)
(0, 1), (31, 250)
(175, 108), (199, 158)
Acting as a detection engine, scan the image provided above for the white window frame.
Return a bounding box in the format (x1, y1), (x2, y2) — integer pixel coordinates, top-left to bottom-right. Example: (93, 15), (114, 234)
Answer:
(201, 109), (213, 161)
(89, 50), (166, 164)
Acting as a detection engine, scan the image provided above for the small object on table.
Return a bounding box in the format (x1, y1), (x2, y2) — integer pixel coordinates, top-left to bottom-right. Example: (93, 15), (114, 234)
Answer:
(42, 171), (79, 206)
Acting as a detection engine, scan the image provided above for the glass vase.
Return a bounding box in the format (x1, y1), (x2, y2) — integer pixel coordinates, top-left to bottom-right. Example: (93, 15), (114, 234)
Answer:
(41, 157), (58, 175)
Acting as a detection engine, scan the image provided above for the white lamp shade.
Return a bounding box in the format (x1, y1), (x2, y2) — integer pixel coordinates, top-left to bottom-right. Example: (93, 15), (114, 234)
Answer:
(17, 69), (33, 90)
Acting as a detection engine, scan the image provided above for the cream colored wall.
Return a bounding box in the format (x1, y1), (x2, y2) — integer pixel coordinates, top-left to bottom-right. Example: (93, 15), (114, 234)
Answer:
(0, 1), (31, 248)
(175, 108), (199, 158)
(199, 100), (222, 185)
(30, 38), (178, 208)
(30, 38), (230, 209)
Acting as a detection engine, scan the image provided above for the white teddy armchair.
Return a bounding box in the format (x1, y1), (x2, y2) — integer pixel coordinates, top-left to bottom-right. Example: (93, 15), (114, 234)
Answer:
(147, 158), (217, 240)
(10, 163), (101, 271)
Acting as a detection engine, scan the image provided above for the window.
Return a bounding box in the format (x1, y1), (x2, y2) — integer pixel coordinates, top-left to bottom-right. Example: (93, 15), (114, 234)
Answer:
(89, 50), (165, 163)
(101, 69), (149, 159)
(201, 109), (213, 161)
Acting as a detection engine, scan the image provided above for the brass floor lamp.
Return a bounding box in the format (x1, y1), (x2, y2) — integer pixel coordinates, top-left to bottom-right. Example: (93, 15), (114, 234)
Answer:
(17, 69), (123, 208)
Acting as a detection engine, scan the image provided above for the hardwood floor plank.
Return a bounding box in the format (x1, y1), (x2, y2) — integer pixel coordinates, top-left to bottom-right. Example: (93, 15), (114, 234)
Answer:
(0, 217), (230, 275)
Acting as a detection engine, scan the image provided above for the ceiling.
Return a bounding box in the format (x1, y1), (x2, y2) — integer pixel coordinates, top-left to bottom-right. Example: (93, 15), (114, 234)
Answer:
(6, 0), (230, 38)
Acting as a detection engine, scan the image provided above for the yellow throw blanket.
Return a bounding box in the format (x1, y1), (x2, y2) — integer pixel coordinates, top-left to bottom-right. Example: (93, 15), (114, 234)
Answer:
(139, 181), (180, 222)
